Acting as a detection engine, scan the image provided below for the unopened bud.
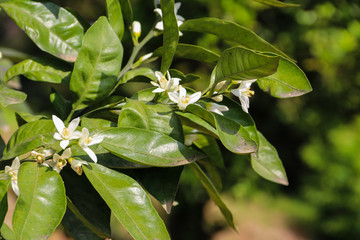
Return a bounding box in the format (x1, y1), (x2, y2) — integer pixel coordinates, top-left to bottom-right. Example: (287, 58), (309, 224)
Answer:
(0, 51), (2, 59)
(140, 52), (153, 62)
(132, 21), (141, 39)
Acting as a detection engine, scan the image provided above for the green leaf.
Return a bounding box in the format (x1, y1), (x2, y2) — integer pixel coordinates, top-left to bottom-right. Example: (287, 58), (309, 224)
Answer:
(50, 88), (72, 120)
(84, 163), (170, 240)
(186, 104), (257, 154)
(221, 97), (259, 144)
(180, 18), (291, 60)
(119, 68), (156, 84)
(1, 223), (15, 240)
(118, 0), (133, 27)
(70, 16), (123, 111)
(15, 112), (46, 127)
(168, 69), (200, 84)
(118, 99), (184, 142)
(133, 167), (183, 214)
(62, 168), (111, 238)
(0, 179), (10, 227)
(106, 0), (125, 40)
(160, 0), (179, 73)
(100, 127), (204, 167)
(189, 162), (235, 228)
(4, 58), (70, 84)
(0, 85), (27, 108)
(254, 0), (300, 8)
(190, 134), (224, 168)
(257, 57), (312, 98)
(0, 136), (4, 158)
(250, 132), (288, 185)
(0, 47), (30, 63)
(12, 163), (66, 240)
(0, 59), (15, 82)
(0, 1), (84, 62)
(176, 111), (218, 137)
(215, 46), (279, 83)
(2, 120), (56, 160)
(154, 43), (219, 65)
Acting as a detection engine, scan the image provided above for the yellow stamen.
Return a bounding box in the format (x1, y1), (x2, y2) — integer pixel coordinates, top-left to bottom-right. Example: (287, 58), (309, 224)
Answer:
(244, 89), (255, 97)
(57, 158), (67, 168)
(84, 137), (92, 145)
(62, 127), (70, 138)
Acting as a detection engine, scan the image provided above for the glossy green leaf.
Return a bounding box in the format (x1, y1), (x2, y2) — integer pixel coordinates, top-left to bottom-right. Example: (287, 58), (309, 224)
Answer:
(2, 120), (56, 160)
(4, 58), (70, 84)
(106, 0), (125, 40)
(0, 59), (15, 82)
(0, 1), (84, 62)
(180, 18), (290, 59)
(12, 163), (66, 240)
(15, 112), (46, 127)
(100, 127), (204, 166)
(189, 162), (235, 228)
(221, 97), (259, 144)
(50, 88), (72, 120)
(176, 111), (218, 137)
(133, 167), (183, 214)
(84, 163), (170, 240)
(1, 223), (15, 240)
(215, 46), (279, 83)
(0, 85), (27, 108)
(251, 132), (288, 185)
(0, 179), (10, 227)
(254, 0), (300, 8)
(62, 208), (103, 240)
(118, 99), (184, 142)
(160, 0), (179, 73)
(118, 0), (133, 27)
(257, 57), (312, 98)
(168, 69), (200, 83)
(191, 134), (224, 168)
(70, 16), (123, 111)
(119, 68), (156, 84)
(186, 104), (257, 154)
(81, 117), (117, 129)
(62, 168), (111, 238)
(154, 43), (219, 65)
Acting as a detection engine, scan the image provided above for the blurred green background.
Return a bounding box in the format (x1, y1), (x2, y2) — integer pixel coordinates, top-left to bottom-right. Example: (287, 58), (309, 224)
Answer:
(1, 0), (360, 239)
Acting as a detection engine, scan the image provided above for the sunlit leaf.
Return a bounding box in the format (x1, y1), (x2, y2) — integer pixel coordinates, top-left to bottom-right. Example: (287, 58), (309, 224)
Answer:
(119, 68), (156, 84)
(84, 163), (170, 240)
(70, 16), (123, 111)
(254, 0), (300, 8)
(4, 58), (70, 84)
(12, 163), (66, 240)
(160, 0), (179, 73)
(251, 132), (288, 185)
(180, 18), (291, 59)
(100, 127), (204, 167)
(2, 120), (56, 160)
(118, 0), (133, 27)
(215, 46), (279, 83)
(257, 57), (312, 98)
(15, 112), (46, 127)
(0, 85), (27, 108)
(106, 0), (125, 40)
(0, 178), (10, 227)
(1, 223), (15, 240)
(189, 162), (235, 228)
(0, 1), (84, 62)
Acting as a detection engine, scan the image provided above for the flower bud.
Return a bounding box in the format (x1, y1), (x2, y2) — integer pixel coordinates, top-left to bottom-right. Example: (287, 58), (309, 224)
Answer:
(132, 21), (141, 39)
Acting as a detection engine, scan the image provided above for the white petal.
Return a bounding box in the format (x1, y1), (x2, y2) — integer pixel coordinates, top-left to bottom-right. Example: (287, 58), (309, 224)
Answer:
(12, 157), (20, 170)
(70, 131), (82, 140)
(239, 96), (249, 113)
(155, 71), (164, 80)
(68, 117), (80, 132)
(231, 88), (242, 97)
(179, 86), (186, 98)
(188, 92), (202, 104)
(174, 2), (181, 13)
(62, 148), (72, 159)
(154, 8), (162, 17)
(52, 115), (65, 134)
(83, 147), (97, 163)
(150, 81), (159, 87)
(88, 135), (104, 146)
(152, 88), (165, 93)
(155, 21), (164, 31)
(53, 132), (63, 140)
(168, 92), (179, 103)
(60, 140), (69, 149)
(11, 180), (19, 196)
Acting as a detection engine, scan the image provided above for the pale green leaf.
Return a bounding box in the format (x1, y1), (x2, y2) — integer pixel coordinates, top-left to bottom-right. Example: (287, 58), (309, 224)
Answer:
(106, 0), (125, 39)
(0, 85), (27, 108)
(254, 0), (300, 8)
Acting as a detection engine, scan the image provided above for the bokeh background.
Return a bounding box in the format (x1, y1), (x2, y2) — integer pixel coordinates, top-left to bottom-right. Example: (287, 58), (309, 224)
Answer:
(1, 0), (360, 239)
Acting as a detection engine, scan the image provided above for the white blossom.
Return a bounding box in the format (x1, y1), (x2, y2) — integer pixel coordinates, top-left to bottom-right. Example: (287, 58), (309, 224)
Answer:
(44, 148), (72, 173)
(206, 102), (229, 116)
(132, 21), (141, 38)
(5, 157), (20, 196)
(31, 149), (53, 164)
(231, 79), (257, 113)
(151, 71), (180, 93)
(168, 86), (201, 110)
(79, 128), (104, 163)
(68, 158), (88, 176)
(154, 2), (184, 36)
(53, 115), (82, 149)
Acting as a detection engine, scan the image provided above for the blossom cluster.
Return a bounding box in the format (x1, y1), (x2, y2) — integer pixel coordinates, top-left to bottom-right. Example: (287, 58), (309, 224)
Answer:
(4, 115), (104, 196)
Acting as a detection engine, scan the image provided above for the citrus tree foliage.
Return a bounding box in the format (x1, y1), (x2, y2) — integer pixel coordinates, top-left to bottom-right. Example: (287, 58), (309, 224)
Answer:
(0, 0), (311, 239)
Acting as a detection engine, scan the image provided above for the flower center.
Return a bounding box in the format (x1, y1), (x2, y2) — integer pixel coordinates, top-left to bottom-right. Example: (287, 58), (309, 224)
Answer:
(62, 127), (70, 139)
(180, 95), (191, 105)
(57, 158), (67, 168)
(243, 88), (255, 98)
(35, 154), (44, 163)
(84, 137), (92, 145)
(159, 76), (168, 88)
(9, 171), (17, 181)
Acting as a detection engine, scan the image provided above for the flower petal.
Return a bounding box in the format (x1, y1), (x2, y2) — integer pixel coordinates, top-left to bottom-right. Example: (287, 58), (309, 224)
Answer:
(52, 115), (65, 134)
(60, 140), (69, 149)
(168, 92), (179, 103)
(83, 147), (97, 163)
(239, 96), (250, 113)
(231, 89), (242, 97)
(179, 86), (186, 98)
(154, 8), (162, 17)
(155, 21), (164, 31)
(188, 92), (202, 105)
(62, 148), (72, 159)
(88, 135), (104, 146)
(11, 180), (19, 196)
(53, 132), (63, 140)
(68, 117), (80, 132)
(152, 88), (165, 93)
(12, 157), (20, 170)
